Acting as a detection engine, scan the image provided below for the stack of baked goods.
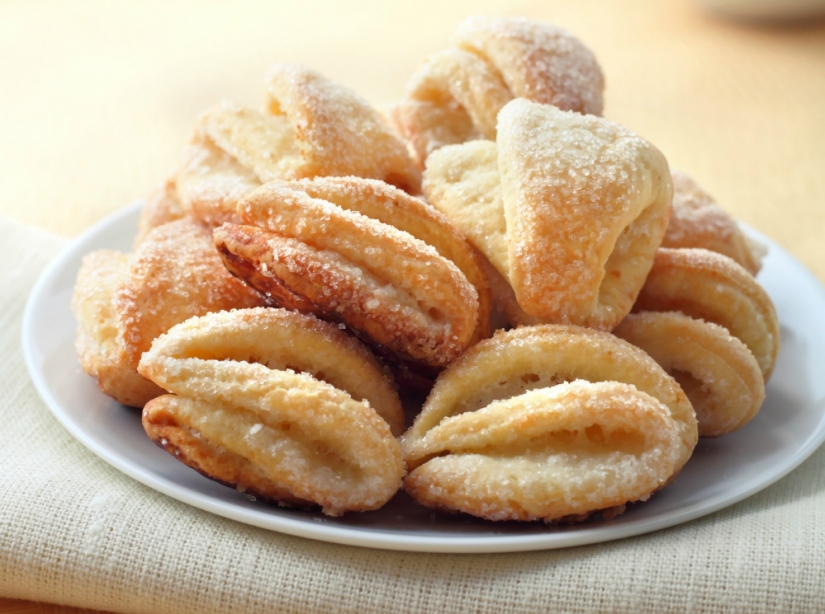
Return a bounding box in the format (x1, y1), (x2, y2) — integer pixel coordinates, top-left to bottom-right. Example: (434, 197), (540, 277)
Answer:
(72, 16), (779, 523)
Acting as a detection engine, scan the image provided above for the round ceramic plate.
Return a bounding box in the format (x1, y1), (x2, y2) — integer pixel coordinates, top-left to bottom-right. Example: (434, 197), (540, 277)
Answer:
(22, 203), (825, 553)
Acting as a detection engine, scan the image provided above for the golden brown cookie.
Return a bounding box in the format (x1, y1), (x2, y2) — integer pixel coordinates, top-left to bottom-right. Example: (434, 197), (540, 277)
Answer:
(401, 325), (697, 522)
(72, 219), (266, 407)
(386, 16), (604, 166)
(614, 312), (765, 437)
(138, 308), (405, 515)
(215, 177), (483, 374)
(634, 248), (780, 380)
(116, 219), (266, 369)
(424, 99), (673, 331)
(72, 251), (165, 407)
(264, 65), (421, 193)
(176, 65), (421, 226)
(663, 171), (764, 275)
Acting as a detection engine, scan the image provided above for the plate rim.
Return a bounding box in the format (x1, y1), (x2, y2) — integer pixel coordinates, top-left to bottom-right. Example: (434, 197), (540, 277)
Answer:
(21, 203), (825, 553)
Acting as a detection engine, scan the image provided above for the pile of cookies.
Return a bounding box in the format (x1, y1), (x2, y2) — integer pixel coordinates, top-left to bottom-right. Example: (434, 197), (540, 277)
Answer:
(72, 16), (779, 522)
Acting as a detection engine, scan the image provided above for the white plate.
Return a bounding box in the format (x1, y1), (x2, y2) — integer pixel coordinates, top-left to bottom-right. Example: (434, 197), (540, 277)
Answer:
(22, 202), (825, 553)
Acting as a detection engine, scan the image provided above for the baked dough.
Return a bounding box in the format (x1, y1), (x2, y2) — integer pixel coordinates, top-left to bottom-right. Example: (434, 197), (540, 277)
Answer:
(177, 64), (421, 226)
(215, 177), (482, 374)
(72, 219), (265, 407)
(138, 308), (404, 515)
(634, 248), (780, 380)
(134, 177), (187, 247)
(72, 251), (165, 407)
(386, 16), (604, 166)
(424, 99), (673, 330)
(401, 325), (695, 522)
(663, 171), (764, 275)
(615, 311), (765, 437)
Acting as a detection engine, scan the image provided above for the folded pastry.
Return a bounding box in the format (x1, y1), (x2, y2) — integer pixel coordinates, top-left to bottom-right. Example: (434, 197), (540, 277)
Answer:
(177, 64), (421, 226)
(72, 219), (265, 407)
(634, 248), (780, 380)
(615, 312), (765, 437)
(134, 177), (188, 247)
(138, 308), (405, 515)
(386, 16), (604, 166)
(663, 171), (764, 275)
(214, 177), (485, 375)
(401, 325), (696, 522)
(424, 98), (672, 331)
(72, 251), (166, 407)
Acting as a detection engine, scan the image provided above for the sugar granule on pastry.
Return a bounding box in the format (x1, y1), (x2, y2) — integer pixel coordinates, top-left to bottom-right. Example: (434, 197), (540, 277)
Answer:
(385, 16), (604, 166)
(138, 308), (405, 515)
(615, 311), (765, 437)
(216, 177), (483, 374)
(401, 325), (697, 522)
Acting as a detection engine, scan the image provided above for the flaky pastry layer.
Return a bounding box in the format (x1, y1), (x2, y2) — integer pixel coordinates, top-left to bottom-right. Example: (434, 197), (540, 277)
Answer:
(401, 325), (696, 522)
(615, 312), (765, 437)
(216, 178), (481, 373)
(634, 248), (780, 380)
(386, 16), (604, 166)
(138, 308), (404, 515)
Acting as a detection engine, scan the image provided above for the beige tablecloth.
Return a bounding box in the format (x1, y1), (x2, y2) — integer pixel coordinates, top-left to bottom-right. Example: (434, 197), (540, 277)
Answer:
(2, 1), (824, 612)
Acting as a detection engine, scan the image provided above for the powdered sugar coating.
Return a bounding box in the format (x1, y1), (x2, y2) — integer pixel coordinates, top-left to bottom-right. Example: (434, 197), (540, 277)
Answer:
(497, 99), (672, 329)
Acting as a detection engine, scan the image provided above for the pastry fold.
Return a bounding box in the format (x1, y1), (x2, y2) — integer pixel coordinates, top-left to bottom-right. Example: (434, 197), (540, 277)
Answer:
(72, 219), (265, 407)
(401, 325), (696, 522)
(139, 308), (405, 515)
(177, 64), (421, 226)
(615, 311), (765, 437)
(425, 98), (672, 331)
(386, 16), (604, 166)
(215, 177), (485, 374)
(634, 248), (780, 380)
